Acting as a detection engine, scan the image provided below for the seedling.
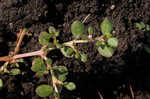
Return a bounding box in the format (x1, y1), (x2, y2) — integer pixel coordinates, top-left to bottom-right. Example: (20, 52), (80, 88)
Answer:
(0, 18), (118, 99)
(136, 22), (150, 54)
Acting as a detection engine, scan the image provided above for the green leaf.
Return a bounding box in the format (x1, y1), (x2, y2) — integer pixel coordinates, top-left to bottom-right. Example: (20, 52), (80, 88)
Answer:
(35, 71), (45, 77)
(71, 21), (85, 38)
(107, 37), (118, 48)
(80, 53), (87, 62)
(64, 82), (76, 91)
(36, 84), (53, 97)
(0, 79), (3, 88)
(98, 45), (114, 58)
(88, 26), (94, 34)
(75, 53), (80, 59)
(31, 58), (46, 72)
(10, 69), (21, 75)
(39, 32), (51, 45)
(61, 47), (74, 58)
(56, 43), (62, 48)
(48, 26), (59, 37)
(58, 74), (67, 82)
(100, 18), (113, 35)
(52, 66), (68, 75)
(46, 58), (52, 65)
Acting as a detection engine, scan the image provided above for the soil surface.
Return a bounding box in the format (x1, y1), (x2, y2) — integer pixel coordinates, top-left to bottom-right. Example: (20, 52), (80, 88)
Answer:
(0, 0), (150, 99)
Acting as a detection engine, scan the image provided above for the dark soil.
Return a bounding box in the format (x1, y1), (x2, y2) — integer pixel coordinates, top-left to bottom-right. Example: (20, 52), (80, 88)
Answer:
(0, 0), (150, 99)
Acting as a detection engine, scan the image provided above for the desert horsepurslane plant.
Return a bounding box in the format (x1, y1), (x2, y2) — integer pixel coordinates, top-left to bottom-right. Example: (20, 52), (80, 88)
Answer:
(0, 18), (118, 98)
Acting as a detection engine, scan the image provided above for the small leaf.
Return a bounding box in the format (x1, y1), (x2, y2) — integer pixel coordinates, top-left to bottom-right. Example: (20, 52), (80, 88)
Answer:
(36, 84), (53, 97)
(35, 71), (45, 77)
(39, 32), (51, 45)
(98, 45), (114, 58)
(80, 53), (87, 62)
(0, 79), (3, 88)
(61, 47), (74, 58)
(71, 21), (85, 38)
(105, 33), (112, 38)
(64, 82), (76, 91)
(107, 37), (118, 48)
(31, 58), (46, 72)
(88, 26), (94, 34)
(10, 69), (21, 75)
(75, 53), (80, 59)
(58, 74), (67, 82)
(52, 66), (68, 75)
(46, 58), (52, 65)
(56, 43), (62, 48)
(136, 23), (143, 30)
(49, 26), (59, 37)
(100, 18), (113, 35)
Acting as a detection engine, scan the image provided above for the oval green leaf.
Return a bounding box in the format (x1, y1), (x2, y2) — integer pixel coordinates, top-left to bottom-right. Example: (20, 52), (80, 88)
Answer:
(64, 82), (76, 91)
(107, 37), (118, 48)
(100, 18), (113, 35)
(39, 32), (51, 45)
(61, 47), (74, 58)
(71, 21), (85, 39)
(80, 53), (87, 62)
(58, 74), (67, 82)
(98, 45), (114, 58)
(31, 58), (46, 72)
(36, 84), (53, 97)
(10, 69), (21, 75)
(52, 66), (68, 75)
(48, 26), (59, 37)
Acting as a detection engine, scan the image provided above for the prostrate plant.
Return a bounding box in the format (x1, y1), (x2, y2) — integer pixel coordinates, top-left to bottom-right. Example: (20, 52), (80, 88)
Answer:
(0, 18), (118, 99)
(135, 22), (150, 54)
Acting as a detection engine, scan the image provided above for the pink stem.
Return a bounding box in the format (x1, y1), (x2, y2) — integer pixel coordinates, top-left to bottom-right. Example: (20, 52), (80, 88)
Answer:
(13, 50), (42, 59)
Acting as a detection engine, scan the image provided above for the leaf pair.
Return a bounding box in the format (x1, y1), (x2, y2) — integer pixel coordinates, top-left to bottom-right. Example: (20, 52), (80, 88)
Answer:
(39, 26), (59, 46)
(97, 18), (118, 58)
(52, 66), (68, 82)
(31, 57), (48, 77)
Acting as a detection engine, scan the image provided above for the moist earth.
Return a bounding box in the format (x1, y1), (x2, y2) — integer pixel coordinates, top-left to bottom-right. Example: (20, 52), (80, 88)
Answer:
(0, 0), (150, 99)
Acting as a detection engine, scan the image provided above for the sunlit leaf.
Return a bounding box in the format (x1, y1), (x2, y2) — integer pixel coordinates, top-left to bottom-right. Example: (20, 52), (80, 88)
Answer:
(36, 84), (53, 97)
(61, 47), (74, 58)
(58, 74), (67, 82)
(10, 69), (21, 75)
(75, 53), (80, 59)
(46, 58), (52, 65)
(100, 18), (113, 35)
(48, 26), (59, 37)
(31, 58), (46, 72)
(56, 43), (62, 48)
(71, 21), (85, 38)
(52, 66), (68, 75)
(80, 53), (87, 62)
(64, 82), (76, 91)
(39, 32), (51, 45)
(98, 45), (114, 58)
(107, 37), (118, 48)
